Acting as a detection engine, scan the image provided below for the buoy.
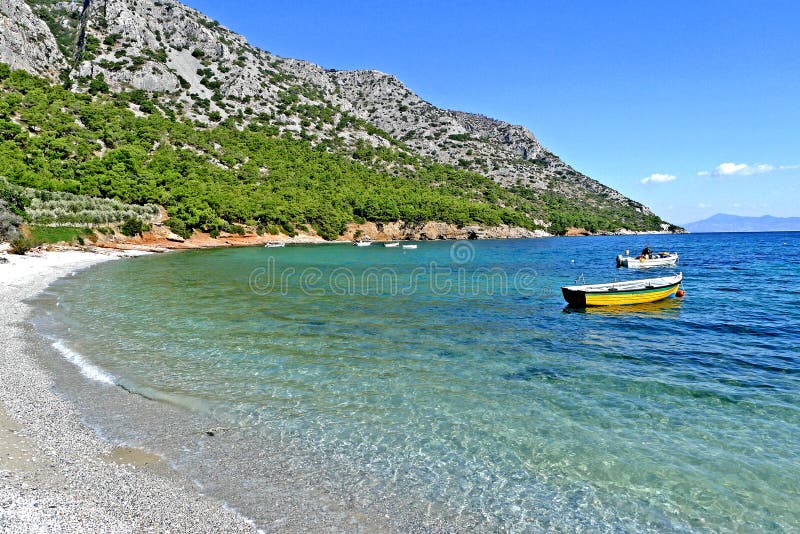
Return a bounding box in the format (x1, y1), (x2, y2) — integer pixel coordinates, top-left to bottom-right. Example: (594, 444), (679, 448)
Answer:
(676, 289), (685, 297)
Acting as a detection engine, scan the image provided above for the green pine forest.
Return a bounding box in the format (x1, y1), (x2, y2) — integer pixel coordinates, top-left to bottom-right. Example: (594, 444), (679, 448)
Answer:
(0, 63), (667, 240)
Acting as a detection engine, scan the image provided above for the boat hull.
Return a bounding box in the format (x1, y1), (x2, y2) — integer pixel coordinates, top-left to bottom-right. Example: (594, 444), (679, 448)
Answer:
(562, 273), (682, 307)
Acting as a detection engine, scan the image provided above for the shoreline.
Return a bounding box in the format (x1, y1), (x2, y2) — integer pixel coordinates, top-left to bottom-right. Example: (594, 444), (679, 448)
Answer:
(0, 249), (259, 532)
(0, 248), (445, 532)
(21, 217), (680, 254)
(87, 227), (682, 254)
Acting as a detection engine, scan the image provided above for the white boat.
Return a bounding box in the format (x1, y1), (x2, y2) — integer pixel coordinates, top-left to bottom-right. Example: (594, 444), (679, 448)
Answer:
(264, 242), (285, 248)
(616, 252), (678, 268)
(384, 242), (400, 248)
(353, 241), (372, 247)
(401, 244), (418, 249)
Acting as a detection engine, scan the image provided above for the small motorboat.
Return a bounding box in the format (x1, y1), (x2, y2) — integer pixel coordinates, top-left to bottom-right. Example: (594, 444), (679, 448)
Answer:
(264, 242), (285, 248)
(353, 241), (372, 247)
(562, 273), (683, 307)
(616, 252), (678, 268)
(401, 244), (418, 249)
(384, 242), (400, 248)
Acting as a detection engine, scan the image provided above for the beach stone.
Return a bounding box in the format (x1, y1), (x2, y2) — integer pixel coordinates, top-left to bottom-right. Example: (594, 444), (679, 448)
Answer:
(0, 251), (256, 532)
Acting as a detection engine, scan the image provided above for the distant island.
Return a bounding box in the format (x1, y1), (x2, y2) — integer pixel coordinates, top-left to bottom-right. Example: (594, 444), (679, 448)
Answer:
(684, 214), (800, 233)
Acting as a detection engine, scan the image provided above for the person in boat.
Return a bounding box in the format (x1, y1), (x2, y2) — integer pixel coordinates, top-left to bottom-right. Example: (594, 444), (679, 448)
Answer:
(641, 245), (652, 259)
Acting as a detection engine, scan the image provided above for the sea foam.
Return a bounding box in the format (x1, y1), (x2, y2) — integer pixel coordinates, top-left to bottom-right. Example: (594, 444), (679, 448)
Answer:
(52, 340), (116, 386)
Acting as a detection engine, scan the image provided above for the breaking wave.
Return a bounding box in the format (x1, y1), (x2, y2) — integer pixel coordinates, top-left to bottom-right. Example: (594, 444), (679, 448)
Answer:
(52, 339), (116, 386)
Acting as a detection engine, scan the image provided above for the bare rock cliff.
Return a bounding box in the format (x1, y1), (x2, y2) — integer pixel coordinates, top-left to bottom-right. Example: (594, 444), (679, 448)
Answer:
(0, 0), (67, 77)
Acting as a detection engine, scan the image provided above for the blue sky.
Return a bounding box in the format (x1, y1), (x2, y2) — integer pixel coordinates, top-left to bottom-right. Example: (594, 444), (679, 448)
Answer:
(183, 0), (800, 224)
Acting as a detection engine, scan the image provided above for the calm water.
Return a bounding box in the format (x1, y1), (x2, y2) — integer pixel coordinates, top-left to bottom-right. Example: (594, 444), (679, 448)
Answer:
(35, 233), (800, 531)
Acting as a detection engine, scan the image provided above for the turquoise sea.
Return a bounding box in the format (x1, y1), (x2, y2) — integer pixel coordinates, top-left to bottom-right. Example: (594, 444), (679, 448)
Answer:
(34, 233), (800, 531)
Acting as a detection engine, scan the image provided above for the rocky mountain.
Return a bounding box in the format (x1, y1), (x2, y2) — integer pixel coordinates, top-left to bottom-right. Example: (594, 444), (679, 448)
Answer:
(0, 0), (674, 235)
(0, 0), (66, 77)
(684, 214), (800, 233)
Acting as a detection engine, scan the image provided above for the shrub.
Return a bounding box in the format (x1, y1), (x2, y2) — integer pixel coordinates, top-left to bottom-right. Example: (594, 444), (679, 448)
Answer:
(10, 236), (41, 255)
(84, 35), (101, 54)
(89, 73), (109, 94)
(263, 223), (281, 235)
(120, 217), (148, 236)
(138, 100), (156, 114)
(103, 33), (122, 46)
(166, 218), (191, 239)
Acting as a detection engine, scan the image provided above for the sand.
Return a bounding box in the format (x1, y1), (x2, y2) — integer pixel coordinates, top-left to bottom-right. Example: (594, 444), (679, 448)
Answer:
(0, 249), (257, 533)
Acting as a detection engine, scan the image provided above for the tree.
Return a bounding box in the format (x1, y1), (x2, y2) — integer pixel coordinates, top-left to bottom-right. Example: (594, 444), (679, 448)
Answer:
(89, 73), (109, 94)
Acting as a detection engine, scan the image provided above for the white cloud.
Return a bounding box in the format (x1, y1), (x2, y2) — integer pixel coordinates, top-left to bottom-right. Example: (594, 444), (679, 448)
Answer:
(732, 202), (742, 208)
(698, 161), (799, 177)
(697, 202), (711, 209)
(715, 162), (750, 175)
(641, 172), (677, 184)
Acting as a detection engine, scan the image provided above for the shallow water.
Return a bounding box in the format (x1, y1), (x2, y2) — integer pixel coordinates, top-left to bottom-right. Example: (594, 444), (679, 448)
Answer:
(34, 233), (800, 531)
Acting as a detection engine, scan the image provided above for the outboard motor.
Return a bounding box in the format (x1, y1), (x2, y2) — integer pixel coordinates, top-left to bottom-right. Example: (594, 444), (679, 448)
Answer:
(616, 254), (624, 268)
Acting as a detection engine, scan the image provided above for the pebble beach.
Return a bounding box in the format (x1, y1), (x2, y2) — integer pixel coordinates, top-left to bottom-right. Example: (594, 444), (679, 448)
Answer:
(0, 249), (256, 533)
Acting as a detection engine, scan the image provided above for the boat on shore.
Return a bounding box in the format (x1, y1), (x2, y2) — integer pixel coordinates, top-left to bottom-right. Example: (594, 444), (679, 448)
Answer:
(562, 272), (683, 307)
(264, 242), (285, 248)
(616, 252), (678, 268)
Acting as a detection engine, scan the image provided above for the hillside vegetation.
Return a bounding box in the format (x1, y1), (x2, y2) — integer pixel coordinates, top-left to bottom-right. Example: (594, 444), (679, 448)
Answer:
(0, 64), (667, 239)
(1, 176), (158, 243)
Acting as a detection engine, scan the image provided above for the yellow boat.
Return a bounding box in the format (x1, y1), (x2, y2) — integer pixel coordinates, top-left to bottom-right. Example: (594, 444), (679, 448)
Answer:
(562, 273), (683, 307)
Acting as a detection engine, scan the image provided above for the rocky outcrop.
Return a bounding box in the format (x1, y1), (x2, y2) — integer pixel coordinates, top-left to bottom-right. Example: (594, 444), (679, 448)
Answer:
(340, 221), (550, 241)
(0, 0), (67, 78)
